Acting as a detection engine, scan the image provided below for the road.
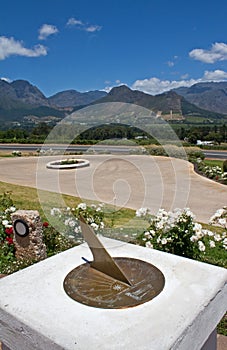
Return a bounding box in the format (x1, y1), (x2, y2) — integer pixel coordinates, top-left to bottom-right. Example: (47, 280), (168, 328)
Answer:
(0, 144), (227, 159)
(0, 144), (139, 154)
(203, 150), (227, 160)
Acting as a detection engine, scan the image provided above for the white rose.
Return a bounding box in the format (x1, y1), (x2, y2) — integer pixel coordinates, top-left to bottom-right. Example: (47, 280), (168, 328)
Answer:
(209, 240), (215, 248)
(145, 241), (153, 249)
(161, 238), (167, 245)
(90, 223), (99, 231)
(198, 241), (205, 252)
(2, 220), (9, 227)
(77, 203), (87, 210)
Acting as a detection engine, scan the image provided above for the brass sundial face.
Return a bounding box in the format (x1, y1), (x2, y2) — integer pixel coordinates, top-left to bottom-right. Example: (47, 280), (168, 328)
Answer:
(63, 216), (165, 309)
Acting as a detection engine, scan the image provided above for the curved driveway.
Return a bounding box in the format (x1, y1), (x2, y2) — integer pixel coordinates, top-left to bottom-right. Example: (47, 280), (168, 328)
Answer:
(0, 155), (226, 223)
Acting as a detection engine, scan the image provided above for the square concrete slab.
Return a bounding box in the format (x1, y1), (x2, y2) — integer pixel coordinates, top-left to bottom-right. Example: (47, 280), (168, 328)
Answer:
(0, 237), (226, 350)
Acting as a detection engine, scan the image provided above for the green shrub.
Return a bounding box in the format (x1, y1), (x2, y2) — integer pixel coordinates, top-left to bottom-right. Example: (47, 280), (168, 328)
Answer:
(137, 207), (227, 260)
(145, 145), (205, 161)
(223, 159), (227, 173)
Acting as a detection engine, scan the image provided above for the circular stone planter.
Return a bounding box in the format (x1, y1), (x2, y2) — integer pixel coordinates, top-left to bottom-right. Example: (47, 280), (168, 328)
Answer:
(46, 158), (90, 169)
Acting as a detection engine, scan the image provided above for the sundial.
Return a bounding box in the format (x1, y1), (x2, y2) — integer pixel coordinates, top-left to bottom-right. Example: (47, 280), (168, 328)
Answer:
(63, 216), (165, 309)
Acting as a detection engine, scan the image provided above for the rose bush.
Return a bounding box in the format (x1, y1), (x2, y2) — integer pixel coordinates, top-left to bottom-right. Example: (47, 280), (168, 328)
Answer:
(194, 158), (227, 184)
(137, 207), (227, 259)
(49, 202), (105, 243)
(0, 193), (16, 263)
(209, 206), (227, 250)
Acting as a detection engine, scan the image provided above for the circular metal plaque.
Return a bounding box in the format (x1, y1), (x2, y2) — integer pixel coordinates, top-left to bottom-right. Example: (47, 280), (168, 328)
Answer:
(13, 219), (29, 237)
(64, 257), (165, 309)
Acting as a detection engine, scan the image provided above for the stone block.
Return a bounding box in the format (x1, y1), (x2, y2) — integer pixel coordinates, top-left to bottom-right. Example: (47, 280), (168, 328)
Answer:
(11, 210), (46, 261)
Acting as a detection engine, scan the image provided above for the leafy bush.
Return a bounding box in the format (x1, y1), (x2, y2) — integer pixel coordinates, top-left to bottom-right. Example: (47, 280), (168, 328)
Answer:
(12, 150), (21, 157)
(223, 160), (227, 173)
(194, 158), (227, 184)
(185, 147), (205, 161)
(49, 202), (105, 242)
(209, 207), (227, 230)
(0, 193), (17, 273)
(137, 207), (227, 259)
(42, 223), (76, 257)
(146, 145), (205, 161)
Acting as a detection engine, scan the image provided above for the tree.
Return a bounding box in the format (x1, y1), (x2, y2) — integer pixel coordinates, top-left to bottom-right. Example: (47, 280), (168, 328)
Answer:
(205, 132), (222, 145)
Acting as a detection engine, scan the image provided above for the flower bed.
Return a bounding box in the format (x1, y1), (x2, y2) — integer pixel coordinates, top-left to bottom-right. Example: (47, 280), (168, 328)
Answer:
(46, 158), (90, 169)
(0, 194), (104, 274)
(192, 158), (227, 185)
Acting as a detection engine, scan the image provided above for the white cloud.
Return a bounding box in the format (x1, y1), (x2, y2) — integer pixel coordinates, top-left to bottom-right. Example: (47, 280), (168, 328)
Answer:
(66, 17), (102, 33)
(85, 25), (102, 32)
(67, 18), (83, 26)
(131, 70), (227, 95)
(189, 42), (227, 63)
(181, 73), (189, 79)
(167, 61), (174, 67)
(132, 77), (199, 95)
(38, 24), (58, 40)
(0, 36), (47, 60)
(203, 69), (227, 80)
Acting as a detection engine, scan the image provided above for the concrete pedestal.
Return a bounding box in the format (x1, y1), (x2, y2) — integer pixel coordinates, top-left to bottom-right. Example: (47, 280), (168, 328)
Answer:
(0, 237), (226, 350)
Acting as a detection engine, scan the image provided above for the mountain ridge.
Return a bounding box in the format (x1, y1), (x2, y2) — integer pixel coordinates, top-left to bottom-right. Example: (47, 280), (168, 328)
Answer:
(174, 82), (227, 114)
(48, 89), (107, 107)
(0, 79), (226, 123)
(93, 85), (224, 120)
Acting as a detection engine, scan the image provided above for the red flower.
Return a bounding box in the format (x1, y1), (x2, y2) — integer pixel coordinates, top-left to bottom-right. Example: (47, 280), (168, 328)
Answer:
(43, 221), (49, 227)
(5, 227), (13, 235)
(6, 237), (14, 245)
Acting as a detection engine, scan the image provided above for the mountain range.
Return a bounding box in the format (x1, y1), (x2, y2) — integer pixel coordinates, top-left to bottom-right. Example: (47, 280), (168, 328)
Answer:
(0, 79), (226, 123)
(173, 82), (227, 115)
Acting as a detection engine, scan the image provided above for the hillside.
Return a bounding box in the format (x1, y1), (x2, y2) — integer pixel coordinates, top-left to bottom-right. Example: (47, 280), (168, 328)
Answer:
(174, 82), (227, 114)
(0, 79), (107, 122)
(0, 79), (225, 124)
(48, 90), (107, 107)
(95, 85), (182, 113)
(95, 85), (224, 120)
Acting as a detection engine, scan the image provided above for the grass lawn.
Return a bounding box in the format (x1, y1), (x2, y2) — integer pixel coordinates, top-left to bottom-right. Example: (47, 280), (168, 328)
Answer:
(204, 159), (224, 169)
(0, 181), (136, 228)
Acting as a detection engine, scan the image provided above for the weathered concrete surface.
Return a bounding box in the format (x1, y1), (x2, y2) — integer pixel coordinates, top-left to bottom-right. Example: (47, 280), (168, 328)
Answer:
(0, 238), (226, 350)
(0, 155), (226, 223)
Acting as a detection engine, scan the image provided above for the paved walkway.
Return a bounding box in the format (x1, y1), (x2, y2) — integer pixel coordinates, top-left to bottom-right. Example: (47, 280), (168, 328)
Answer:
(0, 154), (226, 223)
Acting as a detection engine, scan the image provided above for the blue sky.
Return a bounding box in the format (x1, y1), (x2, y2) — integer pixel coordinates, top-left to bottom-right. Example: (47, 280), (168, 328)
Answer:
(1, 0), (227, 96)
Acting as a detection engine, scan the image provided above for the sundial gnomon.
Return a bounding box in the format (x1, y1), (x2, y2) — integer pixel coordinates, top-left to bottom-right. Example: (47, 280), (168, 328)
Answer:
(63, 216), (165, 309)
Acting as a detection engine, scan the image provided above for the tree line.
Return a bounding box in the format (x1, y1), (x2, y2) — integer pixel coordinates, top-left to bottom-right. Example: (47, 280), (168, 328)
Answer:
(0, 122), (226, 145)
